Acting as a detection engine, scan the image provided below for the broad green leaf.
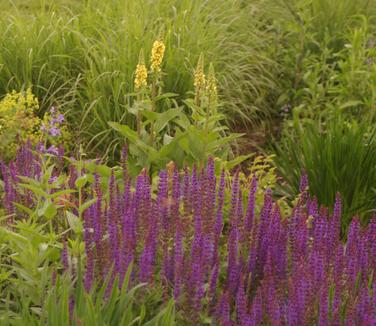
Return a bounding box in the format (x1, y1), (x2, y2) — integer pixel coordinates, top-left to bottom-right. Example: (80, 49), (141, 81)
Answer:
(154, 108), (182, 133)
(66, 211), (83, 234)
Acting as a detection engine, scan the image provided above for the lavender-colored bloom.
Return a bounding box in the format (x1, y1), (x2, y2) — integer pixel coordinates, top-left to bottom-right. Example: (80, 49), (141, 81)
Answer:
(190, 224), (203, 311)
(0, 162), (13, 215)
(49, 126), (61, 137)
(208, 262), (219, 305)
(250, 290), (263, 325)
(245, 174), (257, 235)
(214, 169), (225, 243)
(173, 224), (183, 300)
(47, 145), (59, 156)
(204, 157), (216, 234)
(62, 239), (69, 272)
(170, 168), (180, 234)
(3, 154), (376, 323)
(56, 113), (64, 123)
(226, 224), (239, 297)
(182, 167), (191, 217)
(236, 277), (250, 326)
(157, 170), (169, 235)
(108, 172), (120, 276)
(229, 171), (240, 225)
(84, 206), (94, 292)
(217, 292), (231, 326)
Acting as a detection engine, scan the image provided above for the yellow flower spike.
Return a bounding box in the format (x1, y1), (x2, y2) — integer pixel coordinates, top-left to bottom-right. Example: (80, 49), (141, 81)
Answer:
(207, 63), (218, 103)
(150, 39), (165, 73)
(134, 49), (148, 90)
(194, 53), (206, 92)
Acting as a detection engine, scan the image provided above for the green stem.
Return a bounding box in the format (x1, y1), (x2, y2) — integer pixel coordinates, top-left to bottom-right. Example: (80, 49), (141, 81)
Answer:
(150, 74), (158, 144)
(136, 94), (141, 136)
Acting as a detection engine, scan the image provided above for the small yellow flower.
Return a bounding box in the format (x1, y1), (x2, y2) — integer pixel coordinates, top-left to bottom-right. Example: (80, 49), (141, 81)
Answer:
(134, 49), (148, 90)
(0, 88), (43, 160)
(150, 40), (165, 73)
(194, 53), (206, 92)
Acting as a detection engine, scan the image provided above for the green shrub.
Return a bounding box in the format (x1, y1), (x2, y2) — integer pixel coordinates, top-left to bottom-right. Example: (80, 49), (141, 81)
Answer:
(0, 89), (41, 160)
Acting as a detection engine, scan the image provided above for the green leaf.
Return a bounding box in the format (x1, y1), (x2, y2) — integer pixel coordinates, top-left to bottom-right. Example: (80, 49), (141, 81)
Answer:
(18, 183), (49, 198)
(66, 211), (83, 234)
(154, 108), (182, 133)
(38, 201), (57, 219)
(225, 154), (253, 169)
(13, 203), (34, 215)
(75, 174), (89, 188)
(50, 189), (76, 199)
(339, 100), (363, 109)
(154, 92), (178, 102)
(79, 198), (97, 214)
(109, 122), (157, 155)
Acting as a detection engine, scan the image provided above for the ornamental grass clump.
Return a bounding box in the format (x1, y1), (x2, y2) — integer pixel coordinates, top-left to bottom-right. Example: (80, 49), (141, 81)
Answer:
(2, 148), (376, 324)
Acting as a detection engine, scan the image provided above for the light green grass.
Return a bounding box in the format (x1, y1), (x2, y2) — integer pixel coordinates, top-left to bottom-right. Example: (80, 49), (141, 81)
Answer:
(0, 0), (77, 11)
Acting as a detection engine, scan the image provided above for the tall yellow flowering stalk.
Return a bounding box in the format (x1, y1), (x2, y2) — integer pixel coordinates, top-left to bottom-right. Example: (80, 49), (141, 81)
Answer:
(150, 39), (166, 143)
(134, 49), (148, 90)
(206, 63), (218, 131)
(150, 40), (165, 73)
(207, 63), (218, 107)
(134, 49), (148, 135)
(194, 53), (206, 107)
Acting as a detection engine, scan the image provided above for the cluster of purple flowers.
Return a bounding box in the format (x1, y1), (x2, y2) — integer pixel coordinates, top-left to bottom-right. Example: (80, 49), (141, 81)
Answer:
(1, 147), (376, 325)
(41, 106), (64, 138)
(81, 159), (376, 324)
(37, 106), (66, 156)
(1, 142), (64, 222)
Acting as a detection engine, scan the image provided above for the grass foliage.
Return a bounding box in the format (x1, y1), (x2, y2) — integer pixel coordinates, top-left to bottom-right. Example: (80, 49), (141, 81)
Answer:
(274, 117), (376, 230)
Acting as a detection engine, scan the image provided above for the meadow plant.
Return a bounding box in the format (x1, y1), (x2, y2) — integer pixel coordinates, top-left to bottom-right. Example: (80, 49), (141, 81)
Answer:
(2, 146), (376, 324)
(110, 44), (246, 175)
(274, 117), (376, 230)
(0, 88), (71, 162)
(0, 89), (41, 161)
